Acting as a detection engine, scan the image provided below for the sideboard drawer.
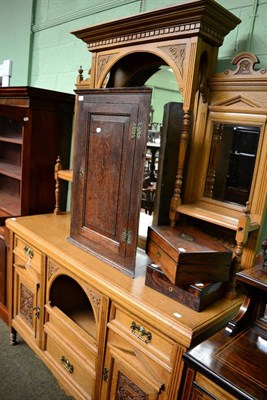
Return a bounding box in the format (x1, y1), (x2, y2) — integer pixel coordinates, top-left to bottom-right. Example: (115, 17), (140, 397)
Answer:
(44, 321), (95, 400)
(13, 235), (43, 276)
(109, 304), (177, 367)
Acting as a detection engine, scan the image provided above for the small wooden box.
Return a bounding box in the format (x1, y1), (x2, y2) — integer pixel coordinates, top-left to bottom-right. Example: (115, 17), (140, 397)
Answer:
(145, 263), (225, 311)
(146, 225), (232, 285)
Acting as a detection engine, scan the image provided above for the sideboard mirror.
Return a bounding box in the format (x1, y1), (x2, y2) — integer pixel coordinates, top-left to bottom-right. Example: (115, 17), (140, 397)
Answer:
(204, 122), (260, 207)
(175, 52), (267, 272)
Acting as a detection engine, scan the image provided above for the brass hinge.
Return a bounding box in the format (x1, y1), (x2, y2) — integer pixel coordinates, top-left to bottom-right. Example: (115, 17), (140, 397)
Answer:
(103, 367), (109, 382)
(131, 122), (142, 140)
(122, 229), (132, 245)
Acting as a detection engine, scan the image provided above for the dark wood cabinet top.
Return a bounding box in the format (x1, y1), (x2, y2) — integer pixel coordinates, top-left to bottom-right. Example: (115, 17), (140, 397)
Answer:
(237, 264), (267, 292)
(184, 325), (267, 400)
(183, 250), (267, 400)
(0, 86), (74, 103)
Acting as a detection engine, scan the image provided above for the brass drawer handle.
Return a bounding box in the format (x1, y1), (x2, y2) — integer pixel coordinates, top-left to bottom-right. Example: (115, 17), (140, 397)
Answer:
(130, 321), (152, 343)
(61, 356), (74, 374)
(24, 245), (34, 259)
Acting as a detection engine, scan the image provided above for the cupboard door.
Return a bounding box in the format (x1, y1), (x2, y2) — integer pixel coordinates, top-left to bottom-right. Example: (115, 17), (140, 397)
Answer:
(70, 88), (152, 276)
(13, 264), (41, 344)
(102, 345), (162, 400)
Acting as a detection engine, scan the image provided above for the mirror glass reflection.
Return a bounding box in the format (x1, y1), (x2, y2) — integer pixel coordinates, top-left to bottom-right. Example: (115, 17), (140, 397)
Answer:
(204, 123), (260, 206)
(139, 66), (182, 243)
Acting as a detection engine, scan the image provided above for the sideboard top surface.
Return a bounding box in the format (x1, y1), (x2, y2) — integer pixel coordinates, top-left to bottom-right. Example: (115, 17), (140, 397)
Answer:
(6, 213), (243, 348)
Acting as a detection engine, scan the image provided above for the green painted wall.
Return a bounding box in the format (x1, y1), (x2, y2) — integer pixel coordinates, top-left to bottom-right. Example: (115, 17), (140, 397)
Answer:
(1, 0), (266, 91)
(217, 0), (267, 71)
(0, 0), (33, 86)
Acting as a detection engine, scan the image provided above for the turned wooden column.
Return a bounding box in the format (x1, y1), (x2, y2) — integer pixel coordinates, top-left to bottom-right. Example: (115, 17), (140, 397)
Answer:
(204, 122), (223, 198)
(54, 156), (62, 215)
(225, 203), (251, 300)
(169, 111), (191, 226)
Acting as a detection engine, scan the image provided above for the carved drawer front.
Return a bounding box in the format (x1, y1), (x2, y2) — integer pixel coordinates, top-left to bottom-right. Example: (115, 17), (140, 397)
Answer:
(109, 304), (177, 367)
(44, 321), (95, 400)
(13, 235), (43, 281)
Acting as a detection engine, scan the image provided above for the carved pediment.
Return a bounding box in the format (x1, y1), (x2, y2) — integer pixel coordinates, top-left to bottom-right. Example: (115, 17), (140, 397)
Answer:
(210, 95), (263, 110)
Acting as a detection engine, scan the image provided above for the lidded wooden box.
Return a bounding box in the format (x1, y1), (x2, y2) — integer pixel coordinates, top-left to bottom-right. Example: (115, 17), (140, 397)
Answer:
(146, 225), (232, 285)
(145, 264), (225, 311)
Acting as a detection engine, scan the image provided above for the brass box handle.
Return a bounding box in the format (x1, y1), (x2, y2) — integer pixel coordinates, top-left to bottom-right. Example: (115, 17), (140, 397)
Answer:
(130, 321), (152, 343)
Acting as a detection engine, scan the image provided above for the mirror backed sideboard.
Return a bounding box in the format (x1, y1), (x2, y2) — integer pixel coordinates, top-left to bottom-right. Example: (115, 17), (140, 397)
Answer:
(5, 1), (267, 399)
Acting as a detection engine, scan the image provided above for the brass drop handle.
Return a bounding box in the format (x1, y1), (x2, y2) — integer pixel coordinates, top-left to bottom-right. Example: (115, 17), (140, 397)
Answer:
(61, 356), (74, 373)
(24, 246), (34, 271)
(130, 321), (152, 343)
(24, 246), (34, 259)
(22, 246), (39, 285)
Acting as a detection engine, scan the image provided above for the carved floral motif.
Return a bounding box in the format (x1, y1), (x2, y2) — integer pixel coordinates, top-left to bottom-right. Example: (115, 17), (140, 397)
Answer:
(97, 54), (112, 82)
(116, 372), (147, 399)
(84, 286), (101, 320)
(224, 52), (266, 76)
(160, 44), (186, 77)
(20, 284), (34, 325)
(47, 260), (60, 281)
